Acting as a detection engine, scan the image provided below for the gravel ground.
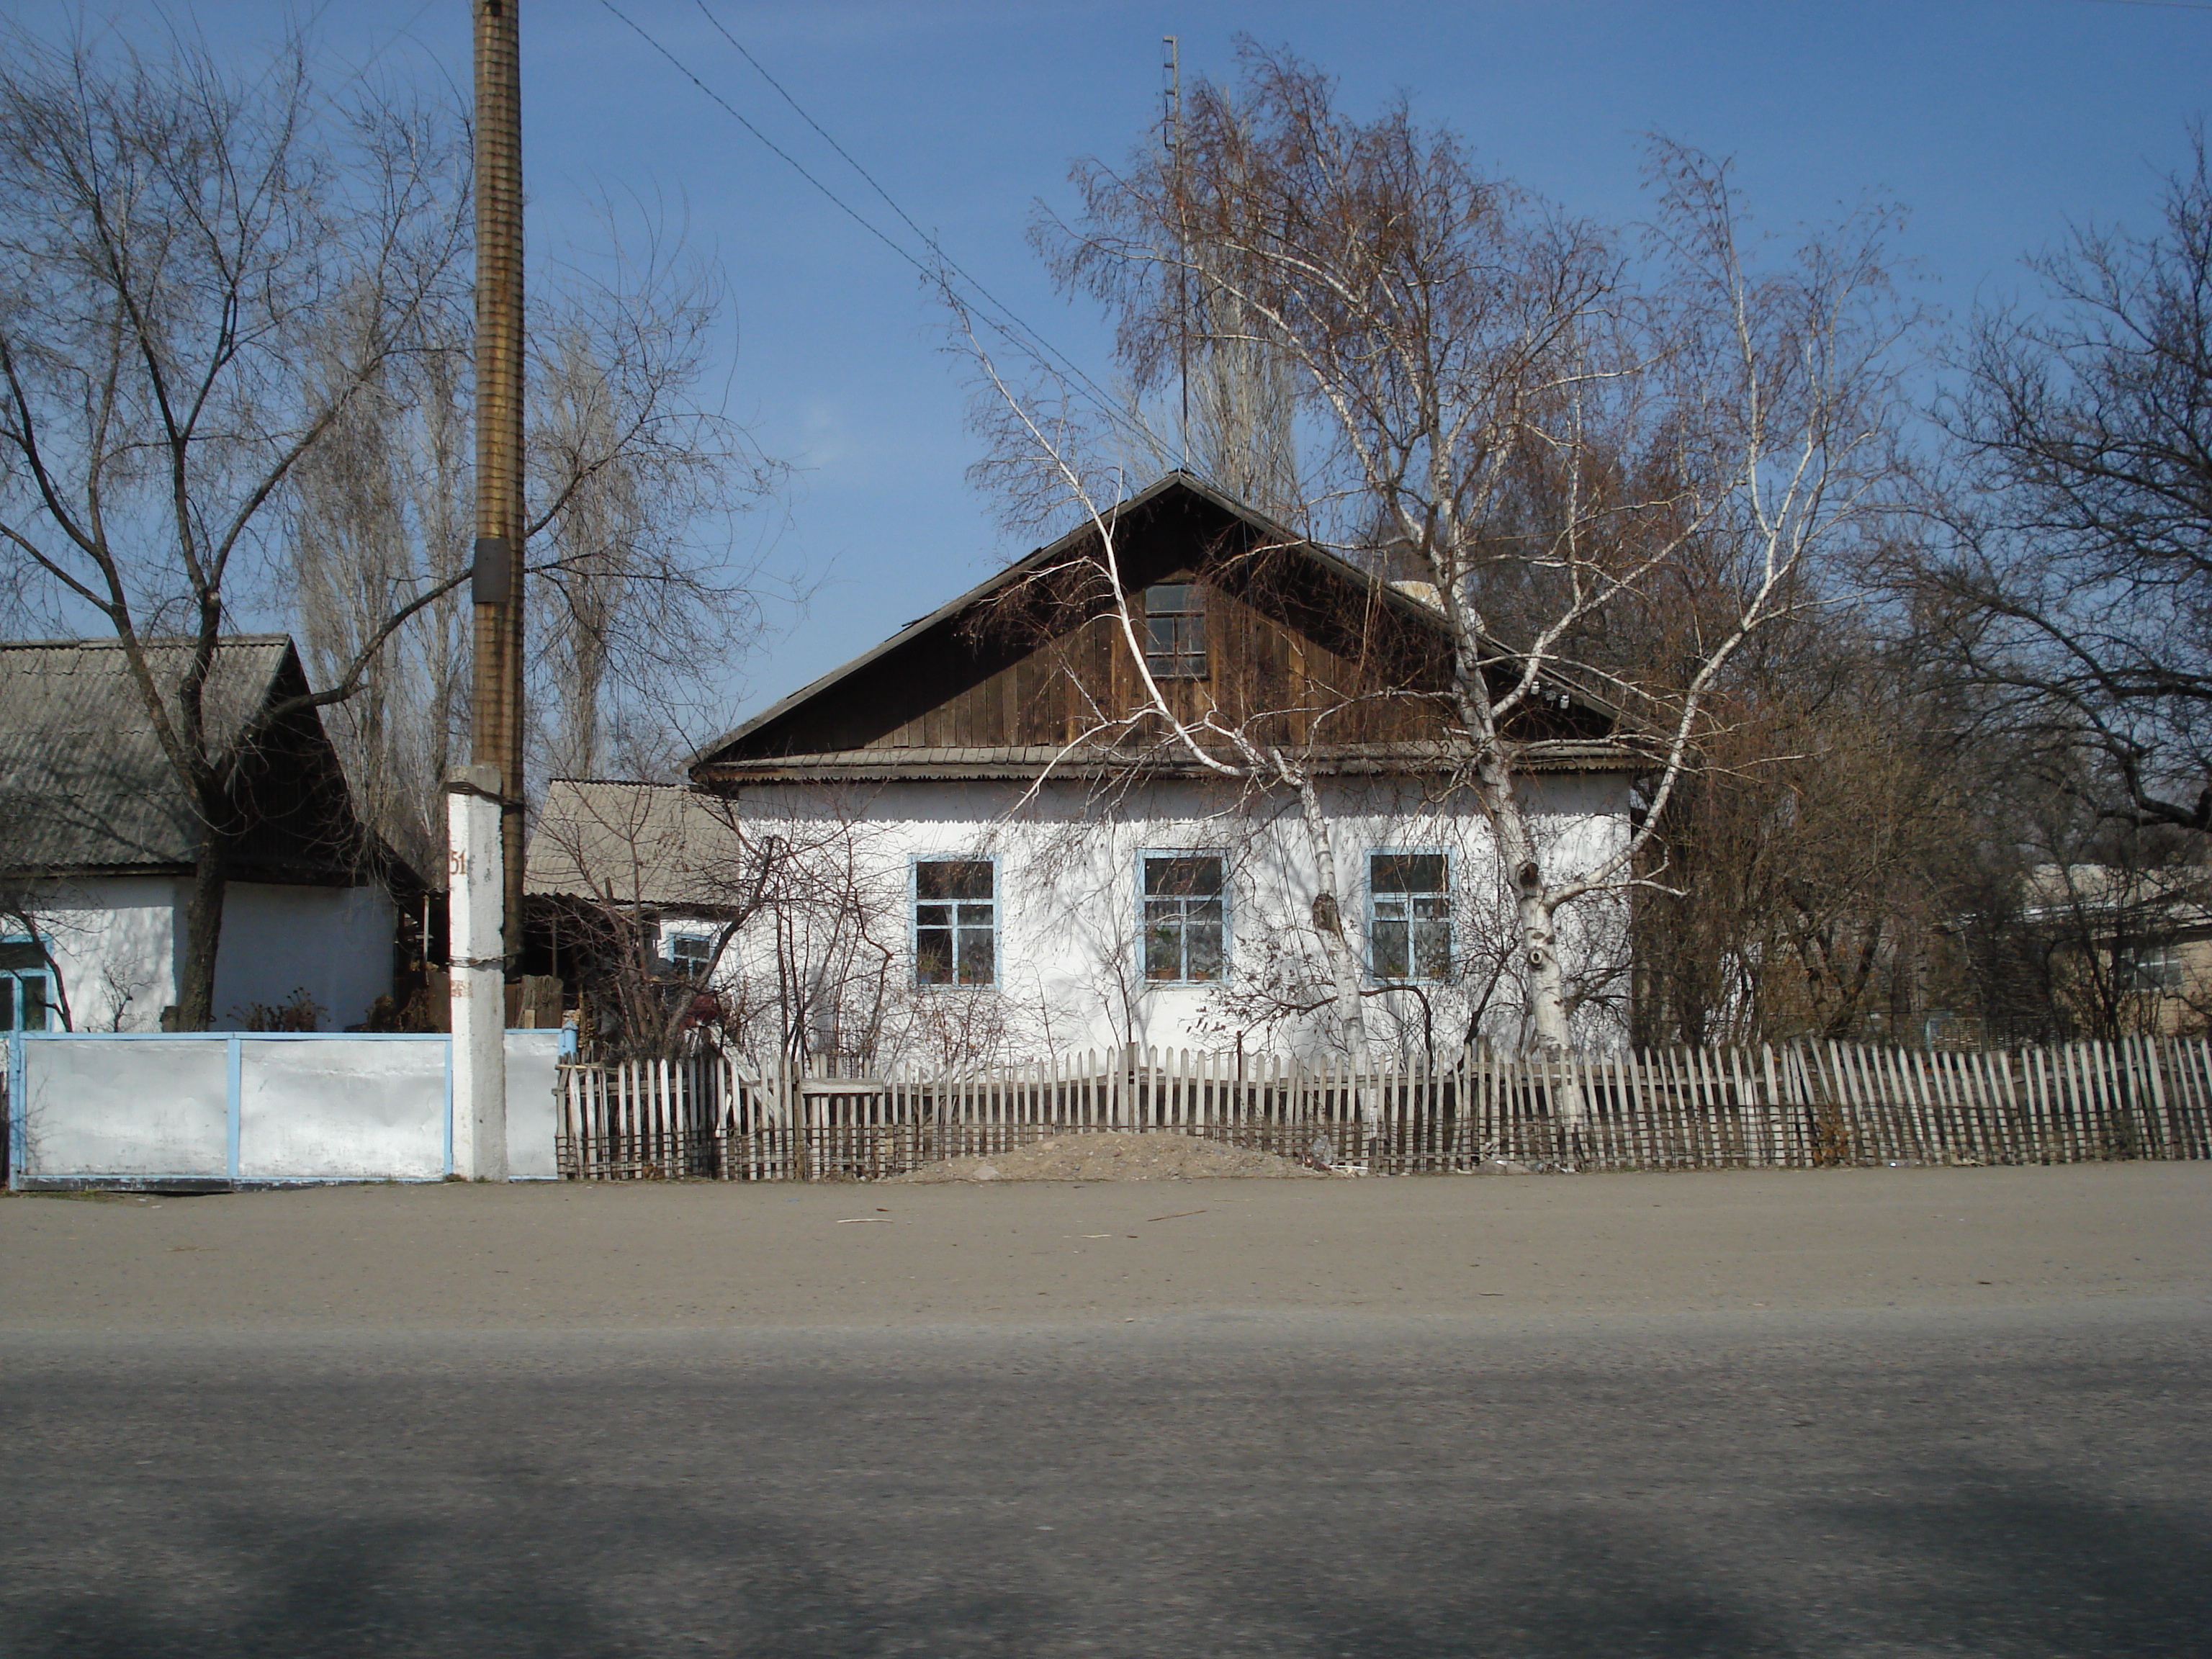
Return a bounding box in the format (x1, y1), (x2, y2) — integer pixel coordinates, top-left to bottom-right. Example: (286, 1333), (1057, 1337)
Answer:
(884, 1129), (1323, 1182)
(1, 1160), (2203, 1332)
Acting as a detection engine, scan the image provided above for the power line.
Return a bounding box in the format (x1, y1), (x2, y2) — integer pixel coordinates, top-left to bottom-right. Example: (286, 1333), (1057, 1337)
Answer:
(594, 0), (1164, 454)
(687, 0), (1163, 452)
(593, 2), (933, 279)
(689, 3), (961, 284)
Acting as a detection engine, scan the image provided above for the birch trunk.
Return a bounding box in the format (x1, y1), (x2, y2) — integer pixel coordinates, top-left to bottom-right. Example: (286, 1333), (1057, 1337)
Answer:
(1294, 774), (1367, 1058)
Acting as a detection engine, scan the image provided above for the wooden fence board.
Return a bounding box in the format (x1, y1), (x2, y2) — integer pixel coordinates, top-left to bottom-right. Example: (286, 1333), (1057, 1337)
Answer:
(554, 1038), (2212, 1181)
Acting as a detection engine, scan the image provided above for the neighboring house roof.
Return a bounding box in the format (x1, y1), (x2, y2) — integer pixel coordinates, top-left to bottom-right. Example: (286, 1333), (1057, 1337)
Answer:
(526, 778), (755, 909)
(691, 472), (1633, 785)
(0, 635), (381, 884)
(2022, 863), (2212, 935)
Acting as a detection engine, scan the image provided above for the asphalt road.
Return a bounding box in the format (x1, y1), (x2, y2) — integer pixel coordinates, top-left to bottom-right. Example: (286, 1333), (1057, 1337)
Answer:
(1, 1166), (2206, 1656)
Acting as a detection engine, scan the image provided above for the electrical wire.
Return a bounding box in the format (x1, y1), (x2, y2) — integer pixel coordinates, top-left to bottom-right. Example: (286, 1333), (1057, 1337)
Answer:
(593, 0), (1165, 454)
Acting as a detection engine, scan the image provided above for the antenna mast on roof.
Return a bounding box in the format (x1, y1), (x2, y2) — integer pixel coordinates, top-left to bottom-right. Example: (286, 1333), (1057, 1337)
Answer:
(1164, 35), (1187, 473)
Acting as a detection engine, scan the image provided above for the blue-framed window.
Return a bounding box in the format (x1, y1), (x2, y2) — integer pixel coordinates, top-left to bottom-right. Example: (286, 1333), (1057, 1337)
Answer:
(0, 938), (55, 1030)
(913, 857), (997, 986)
(1142, 583), (1208, 678)
(1141, 851), (1228, 983)
(660, 922), (721, 981)
(1369, 850), (1452, 982)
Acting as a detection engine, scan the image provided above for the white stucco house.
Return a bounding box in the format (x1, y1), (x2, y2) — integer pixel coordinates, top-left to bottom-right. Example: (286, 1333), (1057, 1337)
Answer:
(0, 637), (412, 1032)
(531, 475), (1639, 1065)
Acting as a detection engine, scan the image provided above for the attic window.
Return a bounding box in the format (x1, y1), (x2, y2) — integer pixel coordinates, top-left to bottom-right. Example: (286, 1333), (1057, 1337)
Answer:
(1143, 583), (1208, 679)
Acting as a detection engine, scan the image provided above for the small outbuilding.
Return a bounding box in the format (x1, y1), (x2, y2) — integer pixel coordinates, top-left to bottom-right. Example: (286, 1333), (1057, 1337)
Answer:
(0, 636), (415, 1032)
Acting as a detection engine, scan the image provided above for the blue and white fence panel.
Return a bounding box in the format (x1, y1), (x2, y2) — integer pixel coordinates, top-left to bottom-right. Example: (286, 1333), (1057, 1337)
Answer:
(5, 1029), (562, 1187)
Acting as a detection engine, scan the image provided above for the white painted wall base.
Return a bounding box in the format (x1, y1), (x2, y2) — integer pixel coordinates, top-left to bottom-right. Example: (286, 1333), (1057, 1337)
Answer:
(7, 1030), (562, 1185)
(214, 882), (397, 1031)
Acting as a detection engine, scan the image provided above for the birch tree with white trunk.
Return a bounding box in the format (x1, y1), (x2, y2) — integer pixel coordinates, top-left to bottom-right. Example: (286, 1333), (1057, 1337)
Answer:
(953, 355), (1383, 1056)
(978, 47), (1918, 1054)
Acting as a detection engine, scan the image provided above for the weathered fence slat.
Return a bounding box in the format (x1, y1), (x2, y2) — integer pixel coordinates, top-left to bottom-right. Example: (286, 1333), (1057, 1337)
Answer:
(556, 1037), (2212, 1181)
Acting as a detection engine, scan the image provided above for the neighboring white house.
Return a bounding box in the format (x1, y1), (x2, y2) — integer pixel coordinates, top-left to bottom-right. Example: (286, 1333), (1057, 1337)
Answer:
(0, 637), (411, 1032)
(2018, 860), (2212, 1037)
(531, 475), (1639, 1064)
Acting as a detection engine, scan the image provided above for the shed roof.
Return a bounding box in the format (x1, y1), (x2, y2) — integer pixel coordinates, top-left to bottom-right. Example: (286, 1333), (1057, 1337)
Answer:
(526, 778), (755, 909)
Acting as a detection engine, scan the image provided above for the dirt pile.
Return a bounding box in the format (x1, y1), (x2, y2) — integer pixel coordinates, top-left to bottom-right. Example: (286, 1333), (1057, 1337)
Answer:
(884, 1131), (1323, 1184)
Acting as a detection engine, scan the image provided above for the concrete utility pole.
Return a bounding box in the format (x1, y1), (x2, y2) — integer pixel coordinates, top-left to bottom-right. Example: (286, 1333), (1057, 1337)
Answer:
(449, 0), (526, 1179)
(447, 763), (508, 1179)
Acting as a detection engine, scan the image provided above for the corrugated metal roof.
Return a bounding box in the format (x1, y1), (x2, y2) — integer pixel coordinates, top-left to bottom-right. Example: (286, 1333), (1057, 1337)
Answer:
(0, 636), (332, 876)
(526, 778), (755, 907)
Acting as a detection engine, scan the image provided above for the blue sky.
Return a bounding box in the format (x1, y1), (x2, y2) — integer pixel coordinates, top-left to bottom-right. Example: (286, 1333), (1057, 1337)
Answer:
(22, 0), (2212, 736)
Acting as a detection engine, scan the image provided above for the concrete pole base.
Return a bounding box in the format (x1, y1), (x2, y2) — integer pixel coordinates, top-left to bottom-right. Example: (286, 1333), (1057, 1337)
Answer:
(448, 763), (508, 1181)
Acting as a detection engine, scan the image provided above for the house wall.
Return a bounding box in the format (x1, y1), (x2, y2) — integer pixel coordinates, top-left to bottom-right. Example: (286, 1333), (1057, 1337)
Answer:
(2152, 932), (2212, 1035)
(24, 876), (179, 1032)
(214, 881), (397, 1030)
(714, 770), (1632, 1066)
(19, 876), (394, 1031)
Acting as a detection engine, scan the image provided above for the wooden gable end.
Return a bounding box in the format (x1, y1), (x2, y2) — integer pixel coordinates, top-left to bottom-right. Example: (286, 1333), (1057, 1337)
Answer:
(704, 487), (1455, 766)
(927, 544), (1457, 752)
(692, 476), (1615, 780)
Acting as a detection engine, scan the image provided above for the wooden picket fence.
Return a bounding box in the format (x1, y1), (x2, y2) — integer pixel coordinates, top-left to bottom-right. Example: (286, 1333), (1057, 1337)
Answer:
(554, 1036), (2212, 1182)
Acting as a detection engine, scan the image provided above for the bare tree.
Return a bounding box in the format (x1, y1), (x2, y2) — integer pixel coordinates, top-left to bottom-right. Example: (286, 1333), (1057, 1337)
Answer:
(1917, 133), (2212, 840)
(289, 204), (786, 878)
(976, 46), (1919, 1056)
(1614, 598), (1961, 1048)
(0, 25), (471, 1028)
(287, 298), (474, 878)
(526, 218), (783, 786)
(530, 781), (784, 1061)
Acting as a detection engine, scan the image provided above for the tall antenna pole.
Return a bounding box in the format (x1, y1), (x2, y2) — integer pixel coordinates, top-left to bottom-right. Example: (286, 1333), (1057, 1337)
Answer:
(473, 0), (526, 951)
(1163, 35), (1187, 472)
